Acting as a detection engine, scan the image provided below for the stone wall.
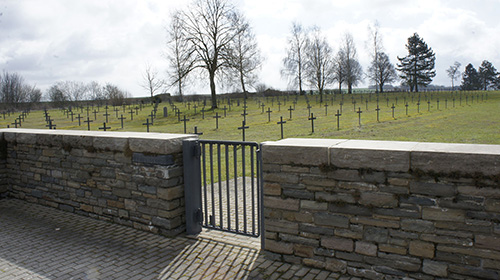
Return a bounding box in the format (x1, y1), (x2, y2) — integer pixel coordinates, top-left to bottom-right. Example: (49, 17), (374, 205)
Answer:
(0, 129), (194, 236)
(0, 134), (7, 197)
(262, 139), (500, 279)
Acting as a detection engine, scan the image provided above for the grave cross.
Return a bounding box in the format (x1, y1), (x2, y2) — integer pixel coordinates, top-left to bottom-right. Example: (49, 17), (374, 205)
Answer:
(143, 118), (151, 132)
(213, 112), (221, 129)
(375, 105), (380, 122)
(84, 117), (93, 131)
(114, 107), (119, 118)
(93, 110), (98, 120)
(129, 109), (134, 121)
(324, 103), (329, 116)
(335, 110), (341, 131)
(193, 104), (198, 115)
(201, 107), (206, 119)
(356, 108), (362, 127)
(193, 126), (203, 135)
(46, 119), (56, 130)
(307, 104), (312, 116)
(277, 116), (286, 139)
(365, 99), (369, 111)
(277, 101), (281, 112)
(76, 114), (83, 126)
(99, 122), (110, 131)
(182, 115), (190, 133)
(241, 109), (248, 122)
(405, 103), (409, 116)
(261, 103), (265, 114)
(352, 100), (357, 112)
(176, 109), (182, 122)
(118, 114), (126, 129)
(308, 113), (316, 133)
(149, 111), (155, 125)
(288, 106), (294, 119)
(222, 106), (227, 117)
(339, 102), (343, 114)
(103, 108), (111, 122)
(238, 120), (249, 141)
(69, 111), (75, 122)
(437, 99), (440, 110)
(445, 99), (448, 109)
(427, 100), (431, 112)
(11, 118), (20, 128)
(266, 107), (272, 122)
(417, 102), (420, 113)
(135, 106), (140, 115)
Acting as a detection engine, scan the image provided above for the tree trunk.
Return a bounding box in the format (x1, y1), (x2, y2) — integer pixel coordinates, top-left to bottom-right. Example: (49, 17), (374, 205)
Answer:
(209, 71), (217, 109)
(348, 82), (352, 94)
(178, 78), (183, 102)
(379, 83), (384, 93)
(240, 71), (247, 99)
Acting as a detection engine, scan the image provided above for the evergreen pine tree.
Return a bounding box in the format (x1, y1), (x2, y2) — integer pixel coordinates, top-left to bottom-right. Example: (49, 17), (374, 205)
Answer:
(478, 60), (498, 90)
(461, 63), (481, 90)
(397, 33), (436, 92)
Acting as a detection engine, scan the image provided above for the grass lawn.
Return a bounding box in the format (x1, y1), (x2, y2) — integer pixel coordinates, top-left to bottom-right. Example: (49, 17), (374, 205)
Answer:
(2, 90), (499, 145)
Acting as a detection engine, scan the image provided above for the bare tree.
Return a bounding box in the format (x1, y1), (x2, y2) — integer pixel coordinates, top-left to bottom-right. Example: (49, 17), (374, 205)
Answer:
(142, 63), (165, 99)
(282, 22), (308, 95)
(366, 22), (396, 93)
(228, 12), (263, 97)
(0, 71), (41, 107)
(87, 81), (106, 101)
(340, 33), (363, 94)
(166, 11), (195, 101)
(176, 0), (244, 109)
(333, 50), (346, 93)
(446, 61), (461, 91)
(104, 83), (129, 106)
(304, 27), (334, 103)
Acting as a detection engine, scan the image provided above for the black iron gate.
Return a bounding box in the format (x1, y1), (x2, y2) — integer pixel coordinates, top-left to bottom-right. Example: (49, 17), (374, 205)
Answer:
(183, 139), (263, 241)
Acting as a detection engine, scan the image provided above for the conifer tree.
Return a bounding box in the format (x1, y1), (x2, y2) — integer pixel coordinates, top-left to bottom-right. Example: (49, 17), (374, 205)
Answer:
(397, 33), (436, 92)
(461, 63), (481, 90)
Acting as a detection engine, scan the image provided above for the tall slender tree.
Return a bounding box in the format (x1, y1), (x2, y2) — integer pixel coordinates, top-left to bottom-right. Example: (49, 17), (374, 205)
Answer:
(366, 22), (396, 93)
(333, 50), (346, 93)
(229, 12), (263, 97)
(340, 33), (363, 94)
(446, 61), (461, 91)
(304, 27), (334, 102)
(461, 63), (481, 90)
(282, 22), (308, 95)
(397, 33), (436, 92)
(478, 60), (497, 90)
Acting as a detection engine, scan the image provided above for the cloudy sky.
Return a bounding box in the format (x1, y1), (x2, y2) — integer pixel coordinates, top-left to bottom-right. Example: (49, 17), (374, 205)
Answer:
(1, 0), (499, 97)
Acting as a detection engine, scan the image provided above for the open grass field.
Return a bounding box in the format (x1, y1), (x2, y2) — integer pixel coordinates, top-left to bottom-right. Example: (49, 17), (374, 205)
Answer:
(2, 90), (499, 144)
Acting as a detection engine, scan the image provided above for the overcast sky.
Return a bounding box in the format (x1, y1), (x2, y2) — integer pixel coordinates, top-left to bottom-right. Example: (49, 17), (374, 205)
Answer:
(1, 0), (499, 97)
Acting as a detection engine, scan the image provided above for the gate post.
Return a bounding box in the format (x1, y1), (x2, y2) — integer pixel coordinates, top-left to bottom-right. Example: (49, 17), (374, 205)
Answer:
(183, 138), (202, 235)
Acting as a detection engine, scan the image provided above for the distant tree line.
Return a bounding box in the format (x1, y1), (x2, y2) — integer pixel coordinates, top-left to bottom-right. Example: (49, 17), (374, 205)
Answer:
(0, 71), (42, 108)
(47, 81), (129, 107)
(459, 60), (499, 91)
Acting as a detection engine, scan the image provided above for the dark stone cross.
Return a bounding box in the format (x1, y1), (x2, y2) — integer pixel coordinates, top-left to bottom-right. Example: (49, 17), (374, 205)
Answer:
(277, 116), (286, 139)
(324, 103), (329, 116)
(308, 113), (316, 133)
(194, 126), (203, 135)
(182, 115), (190, 133)
(149, 112), (155, 125)
(222, 106), (227, 117)
(241, 109), (248, 122)
(437, 99), (440, 110)
(261, 103), (265, 114)
(307, 104), (312, 116)
(193, 104), (198, 115)
(335, 110), (341, 131)
(76, 114), (83, 126)
(119, 114), (126, 129)
(99, 122), (110, 131)
(288, 106), (294, 119)
(143, 118), (151, 132)
(114, 107), (119, 118)
(352, 100), (357, 112)
(266, 107), (272, 122)
(84, 117), (93, 131)
(176, 109), (182, 122)
(427, 100), (431, 112)
(103, 109), (110, 123)
(445, 99), (448, 109)
(391, 104), (396, 119)
(46, 119), (56, 130)
(238, 120), (249, 141)
(405, 103), (409, 115)
(93, 110), (98, 120)
(357, 108), (362, 127)
(163, 107), (168, 118)
(375, 105), (381, 122)
(135, 106), (140, 115)
(69, 111), (75, 122)
(213, 112), (221, 129)
(453, 98), (456, 108)
(386, 97), (390, 107)
(129, 109), (134, 120)
(339, 102), (343, 114)
(293, 100), (297, 110)
(201, 107), (206, 119)
(417, 101), (421, 113)
(277, 101), (281, 112)
(187, 102), (191, 110)
(365, 99), (369, 111)
(11, 118), (20, 128)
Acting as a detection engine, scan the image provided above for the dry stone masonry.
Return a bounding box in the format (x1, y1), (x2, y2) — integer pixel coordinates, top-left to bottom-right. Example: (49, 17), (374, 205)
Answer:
(262, 139), (500, 279)
(0, 129), (193, 236)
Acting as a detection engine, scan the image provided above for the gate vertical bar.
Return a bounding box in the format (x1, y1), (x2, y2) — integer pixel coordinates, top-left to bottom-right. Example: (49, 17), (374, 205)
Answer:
(183, 138), (202, 235)
(217, 143), (223, 229)
(242, 144), (247, 233)
(257, 145), (265, 247)
(233, 145), (239, 232)
(225, 144), (231, 230)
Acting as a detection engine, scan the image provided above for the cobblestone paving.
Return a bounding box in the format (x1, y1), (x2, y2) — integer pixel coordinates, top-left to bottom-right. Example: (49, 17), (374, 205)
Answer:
(0, 199), (343, 280)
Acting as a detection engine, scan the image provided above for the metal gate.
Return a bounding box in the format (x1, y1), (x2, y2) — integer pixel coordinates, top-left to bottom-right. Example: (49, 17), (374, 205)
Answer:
(183, 139), (263, 241)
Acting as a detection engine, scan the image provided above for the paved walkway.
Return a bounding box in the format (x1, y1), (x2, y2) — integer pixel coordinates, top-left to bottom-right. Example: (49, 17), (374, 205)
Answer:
(0, 199), (343, 280)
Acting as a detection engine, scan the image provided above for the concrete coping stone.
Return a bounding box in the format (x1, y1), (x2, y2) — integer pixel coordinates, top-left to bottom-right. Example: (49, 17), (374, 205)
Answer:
(0, 128), (196, 154)
(262, 138), (500, 175)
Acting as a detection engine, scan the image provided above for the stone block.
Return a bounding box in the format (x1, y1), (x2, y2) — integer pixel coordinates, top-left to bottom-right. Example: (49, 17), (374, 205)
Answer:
(475, 235), (500, 251)
(401, 219), (434, 233)
(264, 196), (299, 211)
(314, 212), (349, 228)
(301, 200), (327, 210)
(359, 192), (398, 208)
(280, 233), (319, 246)
(321, 236), (353, 252)
(263, 182), (281, 196)
(325, 258), (347, 273)
(355, 241), (377, 256)
(388, 177), (409, 186)
(351, 217), (400, 228)
(485, 199), (500, 212)
(302, 258), (325, 269)
(263, 172), (299, 184)
(449, 264), (499, 279)
(316, 192), (355, 203)
(265, 239), (293, 254)
(93, 136), (128, 152)
(421, 233), (472, 247)
(422, 207), (465, 222)
(379, 244), (406, 255)
(409, 240), (435, 258)
(422, 260), (448, 277)
(330, 140), (416, 172)
(334, 228), (363, 239)
(266, 219), (299, 235)
(409, 181), (456, 197)
(262, 138), (343, 165)
(364, 227), (389, 243)
(293, 244), (314, 258)
(328, 169), (361, 182)
(300, 175), (337, 187)
(157, 185), (184, 200)
(283, 189), (314, 200)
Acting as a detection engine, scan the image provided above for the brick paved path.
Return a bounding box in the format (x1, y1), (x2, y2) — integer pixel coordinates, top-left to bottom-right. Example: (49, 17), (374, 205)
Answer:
(0, 199), (342, 280)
